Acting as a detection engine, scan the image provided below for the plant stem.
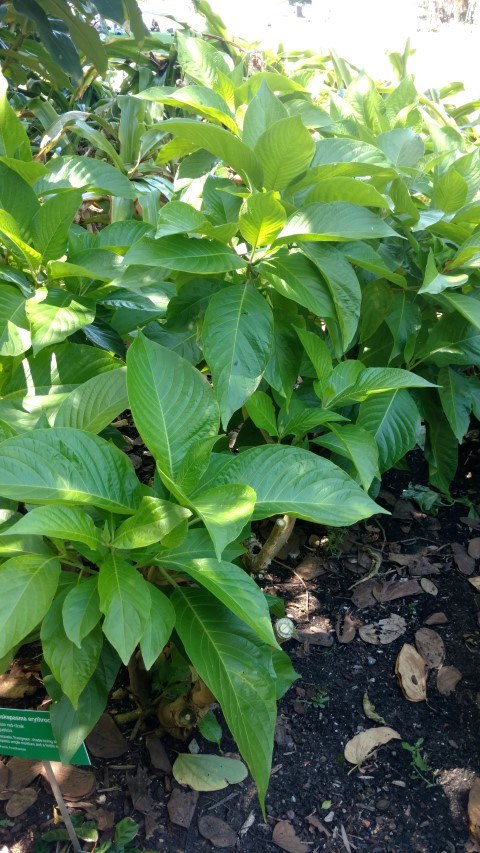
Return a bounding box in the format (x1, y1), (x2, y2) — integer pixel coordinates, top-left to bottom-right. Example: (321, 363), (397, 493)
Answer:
(248, 515), (296, 574)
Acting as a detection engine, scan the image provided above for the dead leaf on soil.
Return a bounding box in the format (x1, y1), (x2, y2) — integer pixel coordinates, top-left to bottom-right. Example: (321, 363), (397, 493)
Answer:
(294, 556), (327, 580)
(469, 577), (480, 592)
(396, 644), (427, 702)
(6, 758), (41, 791)
(167, 788), (198, 829)
(344, 727), (401, 766)
(126, 765), (155, 814)
(420, 578), (438, 596)
(272, 819), (310, 853)
(0, 763), (9, 793)
(41, 763), (95, 800)
(468, 538), (480, 560)
(198, 815), (237, 848)
(437, 666), (463, 695)
(306, 813), (331, 836)
(85, 807), (115, 831)
(359, 614), (407, 646)
(392, 499), (417, 519)
(85, 714), (127, 758)
(373, 579), (423, 602)
(146, 734), (172, 773)
(287, 592), (321, 619)
(415, 628), (445, 670)
(296, 616), (334, 648)
(0, 663), (37, 699)
(172, 754), (247, 792)
(5, 788), (37, 817)
(362, 692), (387, 725)
(469, 777), (480, 841)
(351, 579), (379, 609)
(336, 612), (357, 644)
(424, 612), (449, 626)
(452, 543), (475, 576)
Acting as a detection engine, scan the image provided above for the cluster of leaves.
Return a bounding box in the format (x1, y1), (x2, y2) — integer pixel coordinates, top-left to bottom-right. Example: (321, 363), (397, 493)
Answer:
(0, 0), (479, 809)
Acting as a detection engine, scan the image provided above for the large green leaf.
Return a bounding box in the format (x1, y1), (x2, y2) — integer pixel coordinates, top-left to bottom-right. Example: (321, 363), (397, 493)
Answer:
(26, 287), (94, 355)
(239, 192), (286, 248)
(304, 177), (389, 209)
(242, 80), (288, 149)
(176, 31), (231, 87)
(377, 128), (425, 168)
(138, 85), (238, 134)
(322, 366), (435, 407)
(112, 497), (191, 550)
(245, 390), (278, 437)
(418, 251), (468, 295)
(254, 115), (315, 191)
(313, 424), (379, 491)
(62, 577), (102, 648)
(0, 429), (142, 513)
(0, 70), (31, 161)
(161, 119), (262, 187)
(301, 243), (361, 350)
(437, 366), (472, 442)
(260, 252), (335, 319)
(54, 368), (128, 434)
(203, 284), (273, 428)
(140, 584), (175, 670)
(31, 189), (82, 264)
(422, 392), (458, 493)
(357, 389), (421, 472)
(0, 555), (60, 658)
(42, 0), (108, 74)
(198, 445), (383, 525)
(98, 554), (151, 665)
(0, 161), (40, 236)
(170, 557), (275, 647)
(190, 484), (256, 560)
(172, 586), (277, 810)
(0, 209), (42, 267)
(277, 202), (398, 243)
(152, 529), (244, 568)
(127, 334), (219, 481)
(34, 157), (136, 199)
(0, 505), (101, 550)
(125, 234), (246, 274)
(41, 592), (103, 709)
(442, 293), (480, 331)
(0, 285), (31, 356)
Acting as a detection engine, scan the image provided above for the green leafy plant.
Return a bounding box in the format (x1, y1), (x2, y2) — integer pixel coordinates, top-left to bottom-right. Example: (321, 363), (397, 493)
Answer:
(401, 738), (438, 787)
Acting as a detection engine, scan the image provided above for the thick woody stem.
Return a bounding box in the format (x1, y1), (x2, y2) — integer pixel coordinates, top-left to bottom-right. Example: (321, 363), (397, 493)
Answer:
(248, 515), (296, 574)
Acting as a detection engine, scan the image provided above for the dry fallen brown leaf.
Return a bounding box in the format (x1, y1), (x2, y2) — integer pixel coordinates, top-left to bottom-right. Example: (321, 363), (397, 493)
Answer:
(126, 765), (155, 814)
(198, 815), (237, 848)
(146, 734), (172, 773)
(0, 663), (37, 699)
(272, 819), (310, 853)
(335, 612), (357, 644)
(469, 777), (480, 841)
(5, 787), (38, 817)
(6, 758), (41, 791)
(469, 577), (480, 592)
(351, 579), (378, 609)
(344, 727), (401, 766)
(452, 543), (475, 576)
(437, 666), (463, 695)
(293, 556), (327, 580)
(41, 763), (95, 800)
(167, 788), (198, 829)
(424, 612), (449, 626)
(359, 614), (407, 646)
(373, 579), (423, 602)
(395, 644), (427, 702)
(415, 628), (445, 670)
(468, 538), (480, 560)
(85, 714), (127, 759)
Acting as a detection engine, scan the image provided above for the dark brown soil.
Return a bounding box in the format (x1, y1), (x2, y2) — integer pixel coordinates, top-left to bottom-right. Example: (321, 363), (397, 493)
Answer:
(1, 437), (480, 853)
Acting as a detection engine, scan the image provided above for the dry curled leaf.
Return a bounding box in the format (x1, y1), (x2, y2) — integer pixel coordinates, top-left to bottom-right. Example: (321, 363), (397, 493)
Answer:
(415, 628), (445, 670)
(424, 612), (448, 626)
(5, 787), (38, 817)
(41, 763), (95, 800)
(437, 666), (462, 695)
(420, 578), (438, 595)
(167, 788), (198, 829)
(146, 734), (172, 773)
(0, 663), (37, 699)
(468, 538), (480, 560)
(469, 777), (480, 841)
(452, 543), (475, 576)
(335, 612), (357, 644)
(395, 644), (427, 702)
(373, 578), (422, 602)
(6, 758), (41, 791)
(272, 819), (310, 853)
(344, 727), (401, 766)
(85, 714), (127, 759)
(359, 614), (406, 646)
(362, 692), (387, 725)
(469, 577), (480, 592)
(351, 579), (378, 609)
(198, 815), (237, 848)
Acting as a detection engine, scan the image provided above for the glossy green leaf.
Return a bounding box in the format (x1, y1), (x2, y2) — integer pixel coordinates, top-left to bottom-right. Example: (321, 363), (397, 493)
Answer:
(176, 31), (231, 87)
(322, 366), (435, 407)
(295, 328), (332, 385)
(156, 201), (208, 238)
(173, 754), (247, 791)
(203, 284), (273, 428)
(112, 497), (191, 550)
(26, 287), (94, 355)
(138, 85), (238, 134)
(125, 234), (246, 274)
(200, 445), (384, 525)
(0, 70), (31, 161)
(54, 368), (128, 434)
(153, 529), (244, 568)
(277, 398), (346, 438)
(41, 593), (103, 709)
(357, 389), (421, 471)
(0, 285), (31, 356)
(0, 161), (40, 235)
(35, 157), (135, 198)
(62, 577), (102, 648)
(0, 428), (142, 513)
(98, 554), (151, 665)
(172, 586), (276, 810)
(0, 505), (101, 550)
(0, 210), (42, 266)
(302, 243), (361, 351)
(305, 177), (389, 208)
(278, 202), (398, 243)
(242, 80), (288, 149)
(313, 424), (380, 490)
(0, 555), (60, 658)
(31, 189), (82, 264)
(191, 484), (256, 560)
(377, 128), (424, 168)
(239, 192), (286, 248)
(254, 115), (315, 191)
(245, 390), (278, 436)
(438, 366), (471, 442)
(139, 583), (175, 670)
(127, 334), (219, 481)
(418, 251), (468, 294)
(442, 293), (480, 331)
(260, 253), (335, 319)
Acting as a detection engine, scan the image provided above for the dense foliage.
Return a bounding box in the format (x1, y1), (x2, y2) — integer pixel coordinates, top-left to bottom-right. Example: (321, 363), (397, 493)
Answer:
(0, 0), (479, 807)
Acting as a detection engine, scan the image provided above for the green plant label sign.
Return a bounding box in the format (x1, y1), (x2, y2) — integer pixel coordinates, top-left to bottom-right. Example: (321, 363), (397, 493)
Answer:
(0, 708), (90, 764)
